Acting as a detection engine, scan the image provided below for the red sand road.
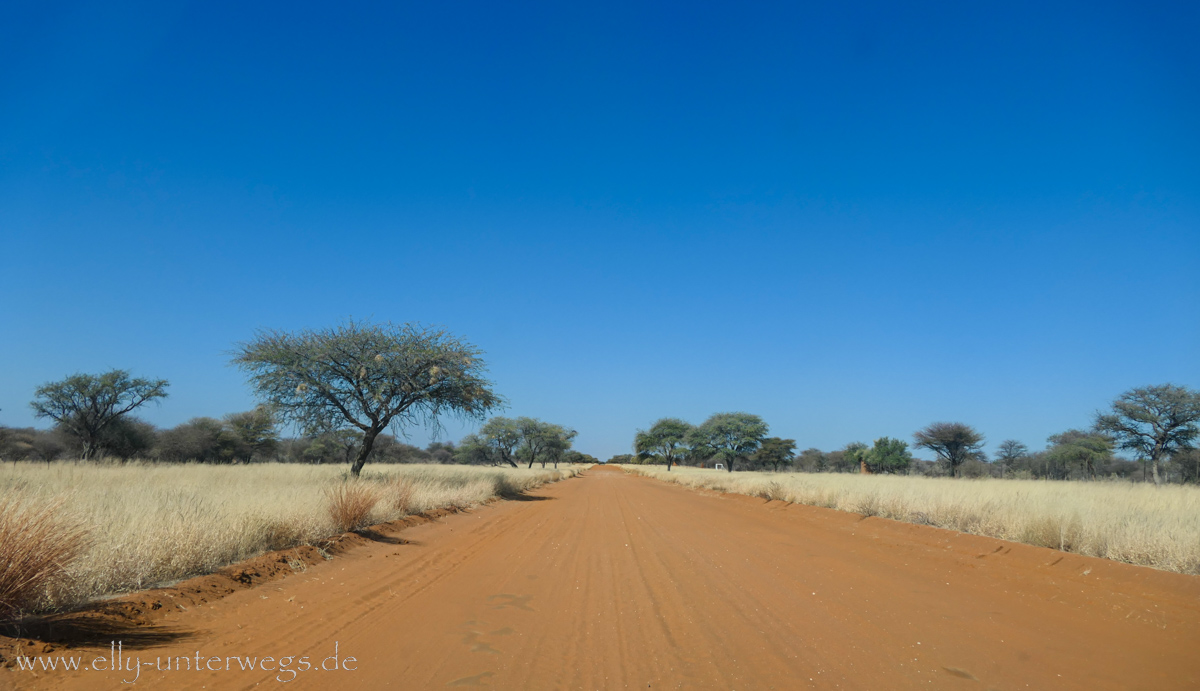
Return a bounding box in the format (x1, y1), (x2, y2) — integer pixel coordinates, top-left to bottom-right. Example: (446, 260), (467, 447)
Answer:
(7, 467), (1200, 690)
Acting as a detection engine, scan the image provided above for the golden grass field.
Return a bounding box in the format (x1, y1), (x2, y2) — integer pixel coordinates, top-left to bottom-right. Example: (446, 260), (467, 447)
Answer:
(622, 465), (1200, 575)
(0, 462), (580, 616)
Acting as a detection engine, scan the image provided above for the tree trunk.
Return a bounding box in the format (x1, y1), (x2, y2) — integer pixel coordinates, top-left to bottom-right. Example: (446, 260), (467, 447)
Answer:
(1151, 458), (1162, 486)
(727, 458), (733, 472)
(350, 428), (381, 477)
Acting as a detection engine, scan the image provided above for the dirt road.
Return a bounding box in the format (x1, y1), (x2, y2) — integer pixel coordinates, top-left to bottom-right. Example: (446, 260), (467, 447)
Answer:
(8, 467), (1200, 690)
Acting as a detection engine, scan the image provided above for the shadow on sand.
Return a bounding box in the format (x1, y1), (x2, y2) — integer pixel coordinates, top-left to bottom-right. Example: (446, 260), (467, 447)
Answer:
(3, 612), (195, 650)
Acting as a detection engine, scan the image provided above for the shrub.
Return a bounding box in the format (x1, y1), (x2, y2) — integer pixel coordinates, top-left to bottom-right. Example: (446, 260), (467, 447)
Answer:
(325, 482), (379, 533)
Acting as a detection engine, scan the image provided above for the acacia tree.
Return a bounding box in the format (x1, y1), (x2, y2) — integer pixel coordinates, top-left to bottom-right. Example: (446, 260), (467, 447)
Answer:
(994, 439), (1029, 475)
(515, 418), (576, 468)
(1095, 384), (1200, 486)
(478, 417), (522, 468)
(517, 417), (553, 469)
(690, 412), (768, 472)
(225, 406), (280, 461)
(842, 442), (870, 473)
(913, 422), (985, 478)
(634, 418), (693, 471)
(753, 437), (796, 472)
(539, 424), (577, 468)
(31, 370), (169, 459)
(863, 437), (912, 474)
(232, 321), (501, 476)
(1045, 429), (1112, 480)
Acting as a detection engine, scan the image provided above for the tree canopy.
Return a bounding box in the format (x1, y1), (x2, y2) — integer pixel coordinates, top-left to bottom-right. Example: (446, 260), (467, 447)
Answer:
(1094, 383), (1200, 486)
(863, 437), (912, 474)
(30, 369), (169, 459)
(689, 412), (768, 472)
(634, 418), (693, 471)
(516, 417), (576, 468)
(752, 437), (796, 472)
(232, 320), (501, 475)
(1045, 429), (1112, 480)
(913, 422), (985, 477)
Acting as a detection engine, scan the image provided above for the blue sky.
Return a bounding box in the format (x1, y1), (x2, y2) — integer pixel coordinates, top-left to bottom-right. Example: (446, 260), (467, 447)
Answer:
(1, 1), (1197, 461)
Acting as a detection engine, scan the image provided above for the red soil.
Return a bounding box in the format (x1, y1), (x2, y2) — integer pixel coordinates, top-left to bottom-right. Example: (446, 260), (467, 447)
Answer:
(3, 466), (1198, 690)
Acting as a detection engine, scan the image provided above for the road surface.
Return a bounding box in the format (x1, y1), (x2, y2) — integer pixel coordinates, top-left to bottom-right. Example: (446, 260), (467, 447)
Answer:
(8, 467), (1200, 689)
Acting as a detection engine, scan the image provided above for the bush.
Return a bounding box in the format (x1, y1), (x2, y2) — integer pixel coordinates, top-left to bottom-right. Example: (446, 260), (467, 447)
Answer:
(325, 482), (379, 533)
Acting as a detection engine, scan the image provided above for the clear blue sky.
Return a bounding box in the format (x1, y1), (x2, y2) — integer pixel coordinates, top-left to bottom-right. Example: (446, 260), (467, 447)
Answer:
(1, 1), (1197, 461)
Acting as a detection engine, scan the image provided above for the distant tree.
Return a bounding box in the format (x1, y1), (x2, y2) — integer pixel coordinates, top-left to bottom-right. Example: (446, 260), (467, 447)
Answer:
(30, 370), (169, 459)
(0, 427), (36, 461)
(1045, 429), (1112, 480)
(232, 321), (501, 476)
(994, 440), (1029, 475)
(1170, 448), (1200, 484)
(96, 416), (157, 461)
(158, 417), (246, 463)
(634, 418), (694, 471)
(515, 418), (575, 468)
(689, 413), (768, 472)
(842, 442), (870, 473)
(864, 437), (912, 474)
(224, 406), (279, 461)
(607, 454), (634, 464)
(453, 434), (496, 465)
(913, 422), (985, 478)
(794, 448), (827, 473)
(563, 450), (599, 466)
(426, 441), (456, 463)
(517, 417), (553, 469)
(1094, 384), (1200, 486)
(753, 437), (796, 472)
(479, 417), (522, 468)
(28, 429), (67, 463)
(542, 426), (577, 468)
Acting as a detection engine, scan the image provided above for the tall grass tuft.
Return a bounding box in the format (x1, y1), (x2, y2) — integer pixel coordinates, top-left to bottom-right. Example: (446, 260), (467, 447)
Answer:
(389, 476), (416, 515)
(325, 482), (380, 533)
(0, 490), (90, 620)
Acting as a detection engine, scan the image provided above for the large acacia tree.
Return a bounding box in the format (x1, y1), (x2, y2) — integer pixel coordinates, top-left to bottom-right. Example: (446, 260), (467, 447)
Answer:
(634, 418), (693, 471)
(232, 321), (501, 476)
(1095, 383), (1200, 485)
(30, 369), (169, 459)
(913, 422), (985, 477)
(690, 412), (768, 472)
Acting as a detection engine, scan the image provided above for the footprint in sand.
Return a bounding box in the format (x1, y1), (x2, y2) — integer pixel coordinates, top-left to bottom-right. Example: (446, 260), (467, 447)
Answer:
(460, 631), (501, 654)
(447, 671), (495, 686)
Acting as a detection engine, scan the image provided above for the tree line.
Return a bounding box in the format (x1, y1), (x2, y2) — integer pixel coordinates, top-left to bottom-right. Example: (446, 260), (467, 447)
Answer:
(620, 384), (1200, 484)
(1, 321), (606, 472)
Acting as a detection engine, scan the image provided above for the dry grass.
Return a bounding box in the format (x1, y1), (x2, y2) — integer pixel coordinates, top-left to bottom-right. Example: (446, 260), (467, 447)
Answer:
(0, 462), (581, 614)
(623, 466), (1200, 575)
(325, 482), (380, 533)
(0, 491), (90, 619)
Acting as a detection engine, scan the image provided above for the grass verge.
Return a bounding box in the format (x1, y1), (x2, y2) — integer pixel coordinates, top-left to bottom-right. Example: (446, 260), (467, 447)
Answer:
(0, 463), (581, 616)
(622, 466), (1200, 575)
